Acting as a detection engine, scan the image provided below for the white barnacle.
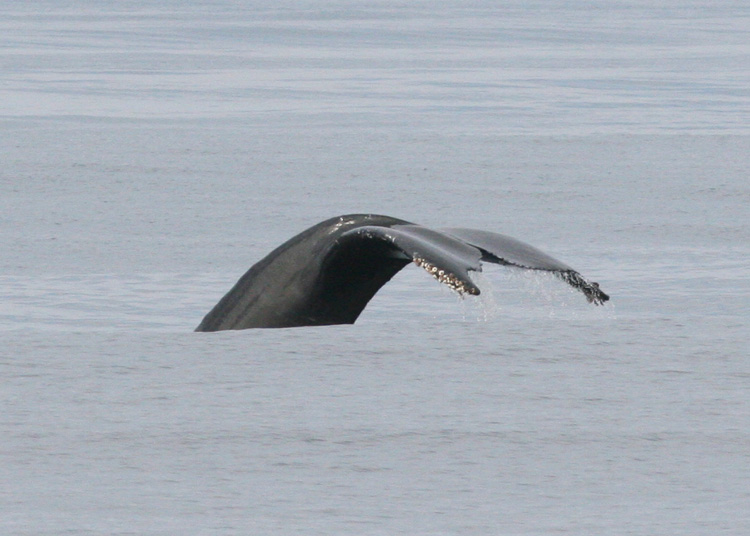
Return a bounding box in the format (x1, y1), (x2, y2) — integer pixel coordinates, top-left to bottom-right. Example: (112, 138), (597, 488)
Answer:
(412, 254), (476, 296)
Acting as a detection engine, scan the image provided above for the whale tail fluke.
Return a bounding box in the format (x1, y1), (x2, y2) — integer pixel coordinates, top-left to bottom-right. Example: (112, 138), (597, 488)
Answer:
(196, 214), (609, 331)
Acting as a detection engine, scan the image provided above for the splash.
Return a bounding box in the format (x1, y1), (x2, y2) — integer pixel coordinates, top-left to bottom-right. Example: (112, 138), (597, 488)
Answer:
(491, 266), (616, 319)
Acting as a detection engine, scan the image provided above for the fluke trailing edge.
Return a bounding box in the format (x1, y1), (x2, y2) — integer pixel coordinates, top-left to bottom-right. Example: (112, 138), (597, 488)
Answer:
(195, 214), (609, 331)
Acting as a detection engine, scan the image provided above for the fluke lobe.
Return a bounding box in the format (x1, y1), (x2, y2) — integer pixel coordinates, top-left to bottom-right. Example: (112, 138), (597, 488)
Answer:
(195, 214), (609, 331)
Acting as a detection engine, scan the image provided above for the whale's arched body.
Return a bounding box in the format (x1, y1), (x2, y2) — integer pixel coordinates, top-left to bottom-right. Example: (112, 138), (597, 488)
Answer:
(195, 214), (609, 331)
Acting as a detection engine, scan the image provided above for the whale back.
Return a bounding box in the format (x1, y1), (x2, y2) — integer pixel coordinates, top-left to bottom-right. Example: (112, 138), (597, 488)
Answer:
(195, 214), (410, 330)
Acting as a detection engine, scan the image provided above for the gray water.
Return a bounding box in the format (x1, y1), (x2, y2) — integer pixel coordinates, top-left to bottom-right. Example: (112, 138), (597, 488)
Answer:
(2, 2), (749, 534)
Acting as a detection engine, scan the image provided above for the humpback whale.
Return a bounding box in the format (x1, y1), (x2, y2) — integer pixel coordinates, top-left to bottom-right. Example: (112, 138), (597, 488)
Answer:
(195, 214), (609, 331)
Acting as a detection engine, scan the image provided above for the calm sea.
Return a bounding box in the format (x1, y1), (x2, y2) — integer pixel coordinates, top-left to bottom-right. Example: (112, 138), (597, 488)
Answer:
(2, 1), (748, 534)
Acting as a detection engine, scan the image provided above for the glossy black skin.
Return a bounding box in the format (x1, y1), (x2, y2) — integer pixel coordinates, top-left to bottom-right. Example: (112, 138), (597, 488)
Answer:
(196, 215), (410, 330)
(195, 214), (609, 331)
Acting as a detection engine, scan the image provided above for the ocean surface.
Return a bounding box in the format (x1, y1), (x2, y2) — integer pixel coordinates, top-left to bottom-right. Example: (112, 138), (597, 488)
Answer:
(2, 1), (749, 534)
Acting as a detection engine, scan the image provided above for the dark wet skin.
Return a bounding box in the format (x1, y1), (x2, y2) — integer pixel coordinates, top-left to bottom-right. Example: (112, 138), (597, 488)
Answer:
(196, 214), (609, 331)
